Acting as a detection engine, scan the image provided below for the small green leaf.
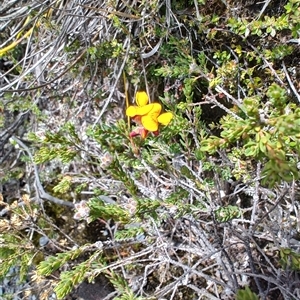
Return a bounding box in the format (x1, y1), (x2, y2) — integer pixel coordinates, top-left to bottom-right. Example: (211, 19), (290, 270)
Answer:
(236, 286), (259, 300)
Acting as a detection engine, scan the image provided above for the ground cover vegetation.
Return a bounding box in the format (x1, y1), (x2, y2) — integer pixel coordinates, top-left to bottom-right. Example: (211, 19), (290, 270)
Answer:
(0, 0), (300, 299)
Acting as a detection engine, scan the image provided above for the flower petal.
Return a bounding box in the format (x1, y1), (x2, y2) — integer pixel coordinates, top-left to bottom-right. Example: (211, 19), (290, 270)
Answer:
(126, 106), (138, 117)
(131, 104), (159, 117)
(129, 127), (148, 138)
(148, 103), (162, 118)
(127, 103), (162, 118)
(136, 91), (149, 106)
(141, 115), (159, 131)
(132, 115), (142, 124)
(157, 112), (173, 126)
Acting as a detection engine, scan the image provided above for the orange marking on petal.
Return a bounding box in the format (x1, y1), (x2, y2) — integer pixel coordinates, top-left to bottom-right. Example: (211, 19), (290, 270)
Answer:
(132, 115), (142, 124)
(140, 128), (148, 139)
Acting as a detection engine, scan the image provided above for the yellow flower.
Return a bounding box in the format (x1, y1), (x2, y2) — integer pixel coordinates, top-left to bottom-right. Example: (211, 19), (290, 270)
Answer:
(126, 91), (173, 134)
(135, 91), (149, 106)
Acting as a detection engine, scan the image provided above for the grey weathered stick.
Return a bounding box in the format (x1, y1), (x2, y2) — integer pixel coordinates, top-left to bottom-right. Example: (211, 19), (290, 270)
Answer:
(11, 136), (74, 208)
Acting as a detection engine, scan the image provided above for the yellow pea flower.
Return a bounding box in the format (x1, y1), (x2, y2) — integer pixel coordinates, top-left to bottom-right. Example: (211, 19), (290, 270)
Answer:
(126, 91), (173, 138)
